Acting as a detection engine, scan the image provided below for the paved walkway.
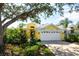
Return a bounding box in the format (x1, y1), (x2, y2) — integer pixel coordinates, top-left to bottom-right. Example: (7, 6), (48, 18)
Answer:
(41, 40), (79, 56)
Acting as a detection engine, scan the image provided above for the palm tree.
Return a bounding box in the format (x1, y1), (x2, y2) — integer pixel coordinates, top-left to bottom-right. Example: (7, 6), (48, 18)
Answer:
(59, 18), (73, 40)
(59, 18), (72, 28)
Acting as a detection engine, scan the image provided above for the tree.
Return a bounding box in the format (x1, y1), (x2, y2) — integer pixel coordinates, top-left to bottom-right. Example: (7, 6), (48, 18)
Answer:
(59, 18), (73, 40)
(0, 3), (4, 45)
(59, 18), (72, 28)
(0, 3), (55, 45)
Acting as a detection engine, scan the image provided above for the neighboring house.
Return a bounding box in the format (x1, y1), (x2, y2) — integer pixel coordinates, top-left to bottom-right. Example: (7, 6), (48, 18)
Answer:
(26, 22), (64, 41)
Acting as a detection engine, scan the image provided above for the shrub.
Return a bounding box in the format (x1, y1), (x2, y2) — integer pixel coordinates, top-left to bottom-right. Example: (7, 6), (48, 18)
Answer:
(3, 28), (27, 44)
(42, 48), (53, 56)
(12, 46), (23, 56)
(24, 45), (39, 56)
(4, 28), (20, 44)
(19, 29), (27, 44)
(36, 42), (42, 46)
(65, 32), (79, 42)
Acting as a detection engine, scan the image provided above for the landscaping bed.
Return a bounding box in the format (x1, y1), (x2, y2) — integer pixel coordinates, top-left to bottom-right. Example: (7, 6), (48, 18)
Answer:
(0, 28), (54, 56)
(3, 42), (54, 56)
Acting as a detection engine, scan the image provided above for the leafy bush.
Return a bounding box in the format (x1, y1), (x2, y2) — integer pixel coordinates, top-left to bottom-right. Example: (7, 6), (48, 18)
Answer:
(12, 46), (23, 56)
(41, 48), (53, 56)
(3, 41), (53, 56)
(3, 28), (53, 56)
(23, 44), (53, 56)
(3, 28), (27, 44)
(65, 32), (79, 42)
(24, 45), (39, 56)
(36, 42), (42, 46)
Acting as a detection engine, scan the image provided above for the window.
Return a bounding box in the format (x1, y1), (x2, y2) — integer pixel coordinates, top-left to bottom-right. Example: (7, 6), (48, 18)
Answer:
(44, 32), (46, 33)
(30, 26), (34, 28)
(46, 31), (48, 33)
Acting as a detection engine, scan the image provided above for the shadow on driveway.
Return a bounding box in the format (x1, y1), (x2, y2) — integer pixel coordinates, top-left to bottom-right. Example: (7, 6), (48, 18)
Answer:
(41, 40), (78, 45)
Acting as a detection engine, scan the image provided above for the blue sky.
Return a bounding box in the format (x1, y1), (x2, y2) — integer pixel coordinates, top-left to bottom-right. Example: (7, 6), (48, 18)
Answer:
(8, 4), (79, 28)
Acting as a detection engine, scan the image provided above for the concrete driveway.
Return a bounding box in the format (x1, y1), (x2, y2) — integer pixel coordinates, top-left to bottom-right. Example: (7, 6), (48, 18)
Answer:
(41, 40), (79, 56)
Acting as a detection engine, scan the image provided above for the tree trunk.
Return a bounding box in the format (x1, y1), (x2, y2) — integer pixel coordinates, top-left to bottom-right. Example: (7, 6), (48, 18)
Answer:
(0, 26), (3, 45)
(0, 6), (4, 45)
(0, 20), (3, 45)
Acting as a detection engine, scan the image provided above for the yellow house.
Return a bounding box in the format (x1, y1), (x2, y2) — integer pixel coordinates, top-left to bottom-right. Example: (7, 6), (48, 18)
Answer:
(26, 22), (40, 40)
(38, 24), (64, 40)
(26, 23), (64, 41)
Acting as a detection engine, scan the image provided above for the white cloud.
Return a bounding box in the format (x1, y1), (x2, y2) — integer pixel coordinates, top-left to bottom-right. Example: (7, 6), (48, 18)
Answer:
(58, 16), (65, 20)
(64, 11), (79, 21)
(60, 11), (79, 24)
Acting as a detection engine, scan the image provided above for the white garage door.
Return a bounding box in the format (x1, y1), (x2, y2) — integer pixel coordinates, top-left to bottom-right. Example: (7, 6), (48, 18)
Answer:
(40, 30), (61, 41)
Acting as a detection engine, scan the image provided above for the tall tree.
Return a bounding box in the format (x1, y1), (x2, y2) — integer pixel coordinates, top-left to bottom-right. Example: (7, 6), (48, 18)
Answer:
(0, 3), (54, 45)
(59, 18), (73, 40)
(0, 3), (4, 45)
(59, 18), (72, 28)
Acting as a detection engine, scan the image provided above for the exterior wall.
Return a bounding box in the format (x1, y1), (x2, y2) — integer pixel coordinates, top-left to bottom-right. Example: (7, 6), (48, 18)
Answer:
(35, 32), (40, 40)
(60, 31), (64, 40)
(40, 25), (64, 40)
(26, 23), (37, 30)
(26, 23), (40, 40)
(43, 25), (59, 30)
(26, 23), (64, 40)
(26, 30), (40, 40)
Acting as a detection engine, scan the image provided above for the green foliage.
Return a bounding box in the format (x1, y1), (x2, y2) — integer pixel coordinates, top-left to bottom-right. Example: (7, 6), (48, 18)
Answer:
(2, 3), (54, 22)
(12, 46), (23, 56)
(23, 45), (39, 56)
(36, 42), (42, 46)
(3, 28), (27, 44)
(41, 48), (53, 56)
(23, 44), (53, 56)
(2, 3), (79, 22)
(18, 42), (53, 56)
(12, 46), (22, 52)
(13, 47), (21, 52)
(20, 28), (27, 44)
(4, 28), (20, 43)
(65, 32), (79, 42)
(3, 27), (40, 45)
(0, 45), (4, 55)
(59, 18), (72, 28)
(3, 41), (53, 56)
(3, 27), (53, 56)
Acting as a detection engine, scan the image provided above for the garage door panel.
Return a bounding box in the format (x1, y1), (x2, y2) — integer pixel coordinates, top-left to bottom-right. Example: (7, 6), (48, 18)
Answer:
(40, 30), (61, 41)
